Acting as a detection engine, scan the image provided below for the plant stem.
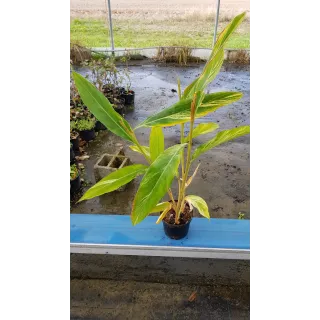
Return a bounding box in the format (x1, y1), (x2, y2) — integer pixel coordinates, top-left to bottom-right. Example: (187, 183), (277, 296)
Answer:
(175, 97), (196, 223)
(180, 124), (185, 176)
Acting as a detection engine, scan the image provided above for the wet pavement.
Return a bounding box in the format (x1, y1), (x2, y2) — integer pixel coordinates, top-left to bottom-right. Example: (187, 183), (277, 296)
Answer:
(71, 278), (249, 320)
(71, 63), (250, 219)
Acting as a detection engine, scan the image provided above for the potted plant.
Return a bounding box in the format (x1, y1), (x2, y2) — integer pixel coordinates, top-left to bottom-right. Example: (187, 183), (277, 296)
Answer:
(70, 121), (80, 151)
(70, 131), (80, 151)
(76, 119), (96, 142)
(70, 142), (76, 164)
(94, 120), (107, 131)
(70, 164), (81, 194)
(121, 88), (135, 106)
(120, 66), (135, 105)
(72, 13), (249, 239)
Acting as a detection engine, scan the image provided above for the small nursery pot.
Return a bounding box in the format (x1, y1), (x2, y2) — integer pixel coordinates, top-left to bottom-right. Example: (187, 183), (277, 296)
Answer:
(80, 129), (95, 142)
(162, 201), (193, 240)
(116, 87), (125, 94)
(95, 120), (107, 131)
(162, 219), (191, 240)
(114, 104), (125, 115)
(121, 90), (135, 105)
(70, 174), (81, 194)
(71, 134), (80, 151)
(70, 146), (76, 164)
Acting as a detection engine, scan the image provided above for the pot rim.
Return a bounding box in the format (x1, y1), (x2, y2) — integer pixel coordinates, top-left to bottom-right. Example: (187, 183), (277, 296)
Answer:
(161, 200), (193, 226)
(162, 217), (192, 227)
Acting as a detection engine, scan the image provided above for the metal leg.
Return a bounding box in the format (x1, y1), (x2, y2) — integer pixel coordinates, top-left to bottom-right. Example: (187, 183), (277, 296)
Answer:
(213, 0), (221, 47)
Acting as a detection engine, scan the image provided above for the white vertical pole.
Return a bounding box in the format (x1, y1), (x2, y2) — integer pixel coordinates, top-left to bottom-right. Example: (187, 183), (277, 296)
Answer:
(106, 0), (115, 53)
(213, 0), (221, 47)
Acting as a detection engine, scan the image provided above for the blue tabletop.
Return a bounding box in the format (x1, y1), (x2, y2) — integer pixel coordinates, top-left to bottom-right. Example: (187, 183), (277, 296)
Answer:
(70, 214), (250, 249)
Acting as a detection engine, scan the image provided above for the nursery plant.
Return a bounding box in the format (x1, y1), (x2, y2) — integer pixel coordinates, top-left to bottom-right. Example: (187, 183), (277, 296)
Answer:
(75, 119), (96, 131)
(70, 164), (79, 180)
(72, 13), (250, 238)
(70, 163), (81, 194)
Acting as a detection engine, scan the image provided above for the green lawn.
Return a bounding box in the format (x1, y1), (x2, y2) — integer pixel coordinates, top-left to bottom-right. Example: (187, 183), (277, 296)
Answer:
(71, 19), (250, 49)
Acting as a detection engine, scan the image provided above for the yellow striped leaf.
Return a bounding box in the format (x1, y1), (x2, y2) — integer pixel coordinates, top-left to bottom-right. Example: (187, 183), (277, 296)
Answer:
(183, 12), (246, 99)
(183, 123), (219, 142)
(131, 144), (186, 225)
(129, 145), (151, 158)
(183, 48), (224, 98)
(150, 127), (164, 162)
(73, 72), (135, 143)
(79, 164), (148, 201)
(192, 126), (250, 161)
(185, 195), (210, 219)
(150, 202), (171, 213)
(209, 12), (246, 61)
(136, 92), (242, 128)
(156, 204), (172, 224)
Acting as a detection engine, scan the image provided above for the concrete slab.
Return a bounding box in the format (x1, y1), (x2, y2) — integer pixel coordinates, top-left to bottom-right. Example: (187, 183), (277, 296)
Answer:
(70, 278), (249, 320)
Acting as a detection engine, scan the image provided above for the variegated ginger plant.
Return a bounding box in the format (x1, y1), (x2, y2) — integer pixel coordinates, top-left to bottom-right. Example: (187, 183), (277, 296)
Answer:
(73, 12), (250, 225)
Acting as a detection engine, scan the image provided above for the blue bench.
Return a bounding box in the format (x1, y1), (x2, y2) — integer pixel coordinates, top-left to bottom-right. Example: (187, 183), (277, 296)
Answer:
(70, 214), (250, 260)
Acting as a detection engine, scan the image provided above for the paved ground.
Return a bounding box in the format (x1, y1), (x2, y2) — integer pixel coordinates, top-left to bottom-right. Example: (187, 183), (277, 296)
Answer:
(71, 278), (249, 319)
(71, 63), (250, 219)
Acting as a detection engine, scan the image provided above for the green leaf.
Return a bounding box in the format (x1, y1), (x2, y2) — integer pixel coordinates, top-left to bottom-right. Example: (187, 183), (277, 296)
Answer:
(182, 12), (246, 99)
(149, 127), (164, 162)
(209, 12), (246, 61)
(136, 92), (242, 128)
(131, 144), (187, 225)
(156, 203), (172, 224)
(129, 145), (150, 158)
(150, 202), (171, 213)
(184, 123), (219, 142)
(79, 164), (147, 201)
(185, 195), (210, 219)
(136, 98), (192, 128)
(183, 48), (224, 98)
(199, 92), (243, 116)
(192, 126), (250, 160)
(72, 72), (135, 143)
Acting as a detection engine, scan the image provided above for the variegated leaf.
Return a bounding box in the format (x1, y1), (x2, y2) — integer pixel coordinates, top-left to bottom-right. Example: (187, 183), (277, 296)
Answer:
(136, 92), (242, 128)
(192, 126), (250, 160)
(73, 72), (136, 143)
(131, 144), (186, 225)
(79, 164), (148, 201)
(150, 127), (165, 162)
(183, 123), (219, 142)
(185, 195), (210, 219)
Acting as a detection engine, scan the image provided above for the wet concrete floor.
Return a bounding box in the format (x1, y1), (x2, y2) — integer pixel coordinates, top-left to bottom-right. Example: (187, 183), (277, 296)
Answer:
(71, 63), (250, 219)
(71, 278), (249, 320)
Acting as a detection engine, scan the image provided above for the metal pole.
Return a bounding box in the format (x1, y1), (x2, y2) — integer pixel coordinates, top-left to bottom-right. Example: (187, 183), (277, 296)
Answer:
(213, 0), (221, 47)
(106, 0), (115, 54)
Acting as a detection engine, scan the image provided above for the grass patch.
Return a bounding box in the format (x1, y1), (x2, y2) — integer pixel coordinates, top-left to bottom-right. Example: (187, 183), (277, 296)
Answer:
(71, 19), (250, 49)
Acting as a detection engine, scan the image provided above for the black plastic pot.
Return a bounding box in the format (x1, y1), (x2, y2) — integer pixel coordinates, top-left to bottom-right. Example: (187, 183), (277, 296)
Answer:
(70, 146), (76, 164)
(80, 129), (95, 142)
(162, 219), (192, 240)
(114, 104), (125, 115)
(121, 90), (135, 105)
(95, 120), (107, 131)
(71, 134), (80, 151)
(70, 174), (81, 194)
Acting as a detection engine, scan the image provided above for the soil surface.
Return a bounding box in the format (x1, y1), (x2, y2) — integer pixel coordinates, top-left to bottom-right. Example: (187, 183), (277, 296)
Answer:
(71, 63), (250, 219)
(164, 202), (192, 225)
